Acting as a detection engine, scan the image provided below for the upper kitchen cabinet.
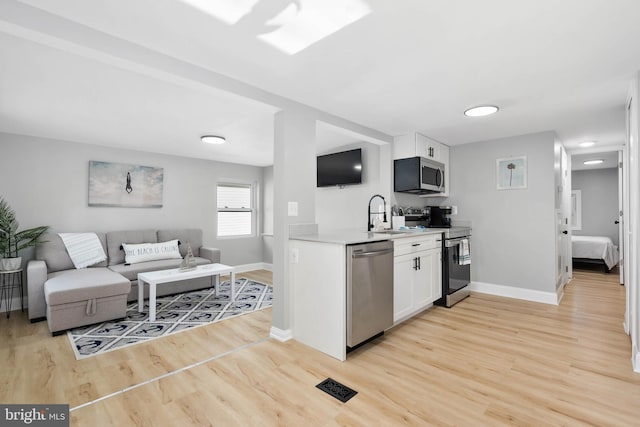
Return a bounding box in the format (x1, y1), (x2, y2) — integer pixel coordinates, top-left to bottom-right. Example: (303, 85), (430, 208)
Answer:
(393, 132), (450, 197)
(394, 132), (448, 162)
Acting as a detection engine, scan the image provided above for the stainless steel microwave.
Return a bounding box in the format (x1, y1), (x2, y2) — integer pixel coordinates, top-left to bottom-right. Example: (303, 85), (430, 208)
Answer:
(393, 156), (445, 194)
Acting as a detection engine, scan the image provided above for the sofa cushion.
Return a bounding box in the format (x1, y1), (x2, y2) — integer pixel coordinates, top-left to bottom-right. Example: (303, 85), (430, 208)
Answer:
(44, 268), (130, 306)
(106, 230), (157, 266)
(108, 257), (212, 281)
(157, 229), (202, 257)
(36, 233), (108, 273)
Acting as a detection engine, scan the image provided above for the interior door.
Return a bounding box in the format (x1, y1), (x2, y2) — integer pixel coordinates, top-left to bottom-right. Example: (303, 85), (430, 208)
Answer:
(619, 150), (625, 285)
(563, 148), (572, 281)
(624, 95), (635, 337)
(556, 210), (568, 289)
(556, 146), (571, 291)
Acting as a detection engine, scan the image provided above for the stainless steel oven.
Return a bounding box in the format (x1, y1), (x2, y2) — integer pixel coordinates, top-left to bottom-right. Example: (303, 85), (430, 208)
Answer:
(436, 227), (471, 307)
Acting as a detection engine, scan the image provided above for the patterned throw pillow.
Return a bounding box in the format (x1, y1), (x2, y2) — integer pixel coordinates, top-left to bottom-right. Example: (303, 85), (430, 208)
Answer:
(122, 239), (182, 264)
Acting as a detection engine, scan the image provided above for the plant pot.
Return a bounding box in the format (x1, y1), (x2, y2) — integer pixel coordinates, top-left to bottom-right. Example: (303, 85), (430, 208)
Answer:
(0, 257), (22, 271)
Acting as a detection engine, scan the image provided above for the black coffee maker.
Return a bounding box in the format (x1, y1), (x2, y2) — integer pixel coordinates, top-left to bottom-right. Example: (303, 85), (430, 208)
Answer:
(427, 206), (452, 228)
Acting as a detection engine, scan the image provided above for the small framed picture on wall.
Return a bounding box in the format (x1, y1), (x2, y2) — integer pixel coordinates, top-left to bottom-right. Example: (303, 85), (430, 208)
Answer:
(496, 156), (527, 190)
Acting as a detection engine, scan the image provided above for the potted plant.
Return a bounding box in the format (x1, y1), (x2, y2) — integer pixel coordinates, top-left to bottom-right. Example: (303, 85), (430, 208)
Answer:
(0, 197), (49, 271)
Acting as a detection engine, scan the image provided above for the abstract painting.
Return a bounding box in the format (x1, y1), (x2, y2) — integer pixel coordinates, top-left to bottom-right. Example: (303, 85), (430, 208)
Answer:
(88, 161), (163, 207)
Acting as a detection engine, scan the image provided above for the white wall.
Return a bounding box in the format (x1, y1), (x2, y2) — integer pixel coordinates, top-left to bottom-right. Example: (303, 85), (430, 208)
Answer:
(0, 132), (264, 266)
(315, 141), (390, 231)
(272, 109), (317, 334)
(447, 131), (557, 293)
(262, 165), (274, 264)
(572, 168), (619, 245)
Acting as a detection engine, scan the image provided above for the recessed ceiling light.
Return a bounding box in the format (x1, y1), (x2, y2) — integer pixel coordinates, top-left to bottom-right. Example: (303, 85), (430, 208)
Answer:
(579, 141), (596, 147)
(583, 159), (604, 165)
(201, 135), (226, 145)
(464, 105), (499, 117)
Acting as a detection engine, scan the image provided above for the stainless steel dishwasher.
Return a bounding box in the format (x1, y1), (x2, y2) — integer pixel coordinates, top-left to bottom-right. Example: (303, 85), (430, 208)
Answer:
(346, 239), (394, 350)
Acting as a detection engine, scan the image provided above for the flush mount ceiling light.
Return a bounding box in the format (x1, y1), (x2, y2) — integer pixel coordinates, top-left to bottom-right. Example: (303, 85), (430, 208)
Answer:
(583, 159), (604, 165)
(201, 135), (226, 145)
(579, 141), (596, 147)
(464, 105), (499, 117)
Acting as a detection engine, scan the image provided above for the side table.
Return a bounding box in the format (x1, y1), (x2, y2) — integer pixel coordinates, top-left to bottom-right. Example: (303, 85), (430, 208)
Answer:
(0, 268), (24, 319)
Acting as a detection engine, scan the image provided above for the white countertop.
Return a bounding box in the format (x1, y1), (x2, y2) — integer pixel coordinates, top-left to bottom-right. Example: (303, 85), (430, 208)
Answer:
(289, 228), (448, 245)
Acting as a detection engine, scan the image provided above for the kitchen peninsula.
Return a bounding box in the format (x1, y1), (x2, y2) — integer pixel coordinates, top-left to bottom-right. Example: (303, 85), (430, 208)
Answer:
(289, 228), (444, 361)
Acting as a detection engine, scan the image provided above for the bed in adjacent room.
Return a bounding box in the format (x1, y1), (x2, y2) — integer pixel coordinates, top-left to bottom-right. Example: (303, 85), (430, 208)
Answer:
(572, 235), (619, 272)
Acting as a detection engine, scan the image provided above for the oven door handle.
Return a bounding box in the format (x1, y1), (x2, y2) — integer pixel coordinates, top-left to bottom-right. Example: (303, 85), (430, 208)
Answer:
(445, 238), (470, 248)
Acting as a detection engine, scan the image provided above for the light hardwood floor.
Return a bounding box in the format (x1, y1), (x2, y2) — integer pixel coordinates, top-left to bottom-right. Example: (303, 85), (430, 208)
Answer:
(2, 268), (640, 426)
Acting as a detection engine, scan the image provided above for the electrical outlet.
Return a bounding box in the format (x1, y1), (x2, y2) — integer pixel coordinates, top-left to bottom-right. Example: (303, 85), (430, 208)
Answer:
(289, 248), (299, 264)
(451, 206), (458, 215)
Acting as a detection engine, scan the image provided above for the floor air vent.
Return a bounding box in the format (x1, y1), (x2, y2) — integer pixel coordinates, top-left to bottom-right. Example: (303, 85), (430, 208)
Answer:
(316, 378), (358, 403)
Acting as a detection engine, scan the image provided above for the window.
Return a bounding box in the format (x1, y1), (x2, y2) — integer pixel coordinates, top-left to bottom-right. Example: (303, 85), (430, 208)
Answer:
(217, 183), (254, 237)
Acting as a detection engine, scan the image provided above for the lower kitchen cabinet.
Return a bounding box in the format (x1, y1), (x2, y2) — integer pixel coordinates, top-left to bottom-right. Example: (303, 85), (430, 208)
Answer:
(393, 244), (442, 324)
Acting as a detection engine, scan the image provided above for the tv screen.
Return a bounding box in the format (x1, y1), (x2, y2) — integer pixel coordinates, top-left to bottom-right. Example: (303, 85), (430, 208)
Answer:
(317, 148), (362, 187)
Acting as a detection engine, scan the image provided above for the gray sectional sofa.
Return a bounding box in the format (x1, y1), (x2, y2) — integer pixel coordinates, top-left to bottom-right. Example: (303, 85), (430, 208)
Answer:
(27, 228), (220, 334)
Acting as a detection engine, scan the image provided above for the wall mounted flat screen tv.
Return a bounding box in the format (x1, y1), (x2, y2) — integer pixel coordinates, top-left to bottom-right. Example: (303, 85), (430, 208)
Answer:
(317, 148), (362, 187)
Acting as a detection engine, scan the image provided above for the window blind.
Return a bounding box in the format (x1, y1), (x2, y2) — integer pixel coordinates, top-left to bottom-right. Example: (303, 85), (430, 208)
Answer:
(217, 183), (253, 237)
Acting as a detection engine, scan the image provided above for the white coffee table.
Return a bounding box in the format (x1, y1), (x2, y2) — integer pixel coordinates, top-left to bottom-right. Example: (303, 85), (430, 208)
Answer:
(137, 263), (236, 322)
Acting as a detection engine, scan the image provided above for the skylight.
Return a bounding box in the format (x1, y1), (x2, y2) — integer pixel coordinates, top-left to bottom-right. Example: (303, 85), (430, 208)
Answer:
(180, 0), (260, 25)
(181, 0), (371, 55)
(257, 0), (371, 54)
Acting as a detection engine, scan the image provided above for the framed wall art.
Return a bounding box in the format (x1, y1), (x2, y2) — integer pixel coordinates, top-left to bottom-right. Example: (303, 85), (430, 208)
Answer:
(496, 156), (527, 190)
(88, 161), (164, 208)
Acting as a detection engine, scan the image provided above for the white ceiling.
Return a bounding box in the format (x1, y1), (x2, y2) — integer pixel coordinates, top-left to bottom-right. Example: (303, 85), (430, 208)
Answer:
(2, 0), (640, 166)
(571, 151), (619, 171)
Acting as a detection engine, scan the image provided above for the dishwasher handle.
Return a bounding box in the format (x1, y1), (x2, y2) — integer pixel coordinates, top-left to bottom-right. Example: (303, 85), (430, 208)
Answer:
(352, 248), (394, 258)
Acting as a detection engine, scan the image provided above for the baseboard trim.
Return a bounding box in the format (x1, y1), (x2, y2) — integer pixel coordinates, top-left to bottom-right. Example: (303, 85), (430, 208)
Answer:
(632, 344), (640, 373)
(469, 281), (558, 305)
(270, 326), (292, 342)
(234, 262), (273, 273)
(556, 287), (565, 304)
(556, 278), (569, 304)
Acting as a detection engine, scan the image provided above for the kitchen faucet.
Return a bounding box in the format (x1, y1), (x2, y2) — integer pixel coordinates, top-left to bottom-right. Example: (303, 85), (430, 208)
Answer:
(368, 194), (387, 231)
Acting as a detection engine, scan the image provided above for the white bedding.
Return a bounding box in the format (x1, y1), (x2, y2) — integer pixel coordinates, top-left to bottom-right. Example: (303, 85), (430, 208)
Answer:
(572, 235), (619, 269)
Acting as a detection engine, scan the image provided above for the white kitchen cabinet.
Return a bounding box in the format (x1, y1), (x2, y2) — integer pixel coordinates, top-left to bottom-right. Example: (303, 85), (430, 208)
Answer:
(393, 132), (450, 197)
(419, 248), (442, 303)
(415, 133), (443, 162)
(393, 235), (443, 324)
(393, 252), (417, 321)
(393, 132), (447, 162)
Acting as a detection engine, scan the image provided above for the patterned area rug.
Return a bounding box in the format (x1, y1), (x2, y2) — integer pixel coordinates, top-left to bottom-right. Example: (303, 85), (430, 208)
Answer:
(67, 278), (272, 359)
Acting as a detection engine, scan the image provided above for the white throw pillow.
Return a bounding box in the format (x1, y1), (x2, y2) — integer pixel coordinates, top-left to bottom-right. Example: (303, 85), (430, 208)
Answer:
(122, 239), (182, 264)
